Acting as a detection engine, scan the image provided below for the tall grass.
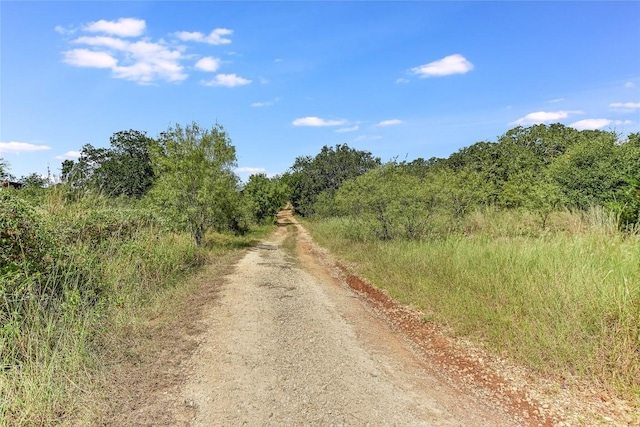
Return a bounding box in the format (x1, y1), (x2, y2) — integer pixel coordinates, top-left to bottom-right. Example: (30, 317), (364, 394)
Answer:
(305, 208), (640, 399)
(0, 189), (268, 425)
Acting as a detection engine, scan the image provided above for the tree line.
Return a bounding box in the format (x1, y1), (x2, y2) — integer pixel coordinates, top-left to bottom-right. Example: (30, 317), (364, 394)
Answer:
(3, 122), (639, 244)
(3, 122), (289, 246)
(283, 124), (640, 239)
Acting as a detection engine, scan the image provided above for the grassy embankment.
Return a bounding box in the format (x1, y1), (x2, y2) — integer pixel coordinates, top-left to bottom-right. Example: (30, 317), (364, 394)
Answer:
(0, 189), (270, 426)
(304, 208), (640, 400)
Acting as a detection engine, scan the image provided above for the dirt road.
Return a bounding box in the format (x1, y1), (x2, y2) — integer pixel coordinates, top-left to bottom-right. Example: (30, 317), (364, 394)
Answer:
(102, 210), (636, 426)
(171, 211), (523, 426)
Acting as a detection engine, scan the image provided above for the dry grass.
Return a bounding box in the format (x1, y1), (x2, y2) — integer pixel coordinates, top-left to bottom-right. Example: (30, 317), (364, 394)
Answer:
(304, 208), (640, 400)
(0, 189), (271, 426)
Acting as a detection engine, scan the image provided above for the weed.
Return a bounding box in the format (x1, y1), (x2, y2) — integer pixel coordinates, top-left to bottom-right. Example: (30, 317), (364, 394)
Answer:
(306, 209), (640, 400)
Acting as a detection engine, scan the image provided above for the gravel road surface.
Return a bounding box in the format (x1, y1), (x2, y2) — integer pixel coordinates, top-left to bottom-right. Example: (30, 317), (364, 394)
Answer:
(177, 213), (516, 426)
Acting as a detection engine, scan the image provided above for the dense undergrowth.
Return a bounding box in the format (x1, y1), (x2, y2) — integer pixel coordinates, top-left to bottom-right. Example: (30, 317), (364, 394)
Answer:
(305, 208), (640, 401)
(0, 188), (269, 425)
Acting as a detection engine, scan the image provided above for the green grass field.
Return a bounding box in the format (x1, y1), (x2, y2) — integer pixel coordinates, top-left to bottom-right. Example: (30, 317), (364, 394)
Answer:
(304, 209), (640, 400)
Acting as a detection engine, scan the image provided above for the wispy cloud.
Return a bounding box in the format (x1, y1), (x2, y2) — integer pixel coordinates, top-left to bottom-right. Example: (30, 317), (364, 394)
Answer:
(292, 117), (348, 127)
(73, 36), (129, 50)
(609, 102), (640, 112)
(335, 125), (359, 133)
(174, 28), (233, 45)
(510, 110), (583, 126)
(236, 167), (266, 174)
(54, 25), (76, 36)
(548, 98), (565, 103)
(63, 48), (118, 68)
(64, 33), (187, 83)
(0, 142), (52, 154)
(202, 73), (251, 87)
(411, 54), (473, 78)
(194, 57), (221, 72)
(374, 119), (403, 127)
(625, 82), (635, 88)
(84, 18), (146, 38)
(569, 118), (612, 130)
(55, 150), (82, 160)
(396, 78), (410, 84)
(251, 97), (281, 107)
(60, 19), (242, 85)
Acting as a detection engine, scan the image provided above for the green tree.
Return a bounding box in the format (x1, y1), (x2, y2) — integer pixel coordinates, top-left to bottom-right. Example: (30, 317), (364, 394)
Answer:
(445, 124), (585, 208)
(609, 133), (640, 225)
(148, 122), (242, 245)
(548, 130), (621, 209)
(243, 174), (288, 224)
(19, 172), (47, 188)
(64, 143), (110, 193)
(64, 130), (155, 198)
(288, 144), (381, 216)
(103, 130), (155, 197)
(334, 164), (448, 240)
(0, 158), (15, 182)
(60, 159), (75, 183)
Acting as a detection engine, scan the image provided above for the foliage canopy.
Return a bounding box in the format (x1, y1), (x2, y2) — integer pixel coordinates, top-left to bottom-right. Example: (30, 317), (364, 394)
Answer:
(148, 122), (244, 245)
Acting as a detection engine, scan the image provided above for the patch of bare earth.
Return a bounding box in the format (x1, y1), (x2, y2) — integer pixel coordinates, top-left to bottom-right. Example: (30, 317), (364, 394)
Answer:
(97, 210), (638, 426)
(294, 212), (639, 427)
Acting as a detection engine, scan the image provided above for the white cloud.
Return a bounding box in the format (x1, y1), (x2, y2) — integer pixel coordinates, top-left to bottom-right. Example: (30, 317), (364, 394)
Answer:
(251, 97), (281, 107)
(510, 110), (583, 126)
(609, 102), (640, 111)
(195, 57), (221, 72)
(614, 120), (633, 125)
(175, 28), (233, 45)
(73, 35), (129, 50)
(65, 36), (187, 83)
(335, 125), (359, 133)
(548, 98), (565, 103)
(411, 54), (474, 78)
(570, 118), (612, 130)
(55, 150), (81, 160)
(0, 142), (52, 154)
(625, 82), (635, 88)
(60, 20), (242, 85)
(54, 25), (76, 35)
(114, 40), (186, 83)
(202, 74), (251, 87)
(63, 49), (118, 68)
(396, 78), (410, 84)
(237, 167), (267, 174)
(292, 117), (348, 127)
(374, 119), (403, 127)
(84, 18), (145, 37)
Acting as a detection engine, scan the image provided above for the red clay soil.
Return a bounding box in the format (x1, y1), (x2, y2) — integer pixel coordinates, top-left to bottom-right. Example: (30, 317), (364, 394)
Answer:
(341, 271), (558, 426)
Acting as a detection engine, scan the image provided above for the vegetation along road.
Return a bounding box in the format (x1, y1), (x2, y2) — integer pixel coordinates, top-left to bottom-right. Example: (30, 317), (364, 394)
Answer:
(100, 209), (633, 426)
(2, 123), (638, 425)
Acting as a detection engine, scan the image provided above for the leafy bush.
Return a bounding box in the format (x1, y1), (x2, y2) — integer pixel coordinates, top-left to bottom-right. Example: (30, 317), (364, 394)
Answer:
(0, 191), (213, 424)
(1, 193), (60, 316)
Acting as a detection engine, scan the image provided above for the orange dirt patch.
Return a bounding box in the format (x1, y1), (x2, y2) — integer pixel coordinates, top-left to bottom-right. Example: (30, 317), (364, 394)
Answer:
(334, 264), (560, 426)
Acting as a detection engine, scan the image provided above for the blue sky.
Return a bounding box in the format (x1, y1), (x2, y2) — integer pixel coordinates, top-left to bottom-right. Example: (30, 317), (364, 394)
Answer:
(2, 1), (639, 181)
